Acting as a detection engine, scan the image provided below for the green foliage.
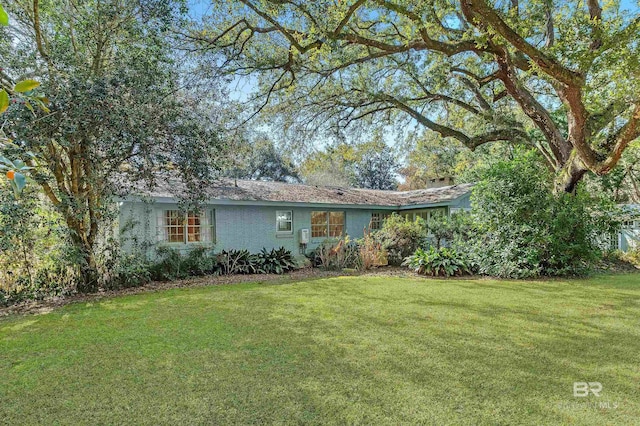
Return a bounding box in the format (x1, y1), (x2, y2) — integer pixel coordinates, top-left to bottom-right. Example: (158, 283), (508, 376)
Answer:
(0, 156), (32, 197)
(148, 246), (297, 283)
(0, 182), (79, 304)
(0, 4), (8, 26)
(200, 0), (640, 191)
(1, 0), (228, 290)
(226, 135), (300, 183)
(402, 247), (469, 277)
(105, 254), (153, 290)
(13, 80), (40, 93)
(256, 247), (297, 274)
(300, 139), (398, 189)
(0, 90), (8, 113)
(150, 246), (189, 281)
(461, 151), (619, 278)
(353, 148), (398, 190)
(372, 214), (427, 266)
(182, 247), (219, 277)
(0, 270), (70, 307)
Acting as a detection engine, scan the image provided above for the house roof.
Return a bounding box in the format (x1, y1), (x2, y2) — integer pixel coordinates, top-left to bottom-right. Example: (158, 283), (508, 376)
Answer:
(126, 177), (473, 208)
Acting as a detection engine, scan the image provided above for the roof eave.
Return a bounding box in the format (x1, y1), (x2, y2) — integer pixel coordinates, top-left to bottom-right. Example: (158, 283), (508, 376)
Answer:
(117, 195), (465, 210)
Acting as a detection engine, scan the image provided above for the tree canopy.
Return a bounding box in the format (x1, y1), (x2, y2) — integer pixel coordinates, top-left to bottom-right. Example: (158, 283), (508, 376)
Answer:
(192, 0), (640, 192)
(226, 135), (301, 182)
(1, 0), (227, 289)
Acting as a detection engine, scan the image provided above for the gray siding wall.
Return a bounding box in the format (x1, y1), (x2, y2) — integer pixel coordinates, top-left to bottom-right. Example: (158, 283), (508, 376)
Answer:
(449, 192), (472, 211)
(119, 201), (390, 258)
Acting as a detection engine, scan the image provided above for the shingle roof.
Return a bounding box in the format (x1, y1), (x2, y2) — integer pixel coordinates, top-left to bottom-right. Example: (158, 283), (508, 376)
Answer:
(128, 177), (473, 207)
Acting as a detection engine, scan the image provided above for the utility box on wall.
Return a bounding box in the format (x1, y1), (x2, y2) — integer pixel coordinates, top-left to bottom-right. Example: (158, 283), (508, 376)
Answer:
(299, 228), (310, 244)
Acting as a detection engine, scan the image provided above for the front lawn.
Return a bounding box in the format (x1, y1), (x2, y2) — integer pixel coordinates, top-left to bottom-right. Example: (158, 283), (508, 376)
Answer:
(2, 274), (640, 425)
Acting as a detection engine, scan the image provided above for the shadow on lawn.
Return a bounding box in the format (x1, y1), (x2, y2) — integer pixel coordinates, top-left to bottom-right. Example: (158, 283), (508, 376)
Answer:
(228, 278), (640, 424)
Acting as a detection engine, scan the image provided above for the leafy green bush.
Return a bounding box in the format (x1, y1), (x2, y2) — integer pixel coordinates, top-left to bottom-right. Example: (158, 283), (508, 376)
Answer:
(0, 266), (72, 307)
(257, 247), (297, 274)
(460, 151), (619, 278)
(182, 246), (220, 276)
(105, 254), (153, 290)
(148, 246), (298, 282)
(218, 249), (258, 274)
(372, 213), (427, 265)
(402, 247), (469, 277)
(149, 246), (188, 281)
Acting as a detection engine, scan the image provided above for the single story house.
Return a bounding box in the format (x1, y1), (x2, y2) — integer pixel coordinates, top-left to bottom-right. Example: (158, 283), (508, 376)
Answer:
(118, 178), (473, 257)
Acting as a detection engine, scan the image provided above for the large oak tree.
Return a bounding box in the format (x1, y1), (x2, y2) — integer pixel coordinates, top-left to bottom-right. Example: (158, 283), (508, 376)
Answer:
(191, 0), (640, 191)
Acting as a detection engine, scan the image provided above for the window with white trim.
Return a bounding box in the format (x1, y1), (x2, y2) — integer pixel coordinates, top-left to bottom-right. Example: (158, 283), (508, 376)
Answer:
(276, 210), (293, 233)
(157, 210), (215, 244)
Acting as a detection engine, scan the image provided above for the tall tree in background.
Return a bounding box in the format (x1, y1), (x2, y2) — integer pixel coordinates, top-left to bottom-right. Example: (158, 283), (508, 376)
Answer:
(1, 0), (226, 290)
(300, 139), (398, 188)
(398, 130), (516, 189)
(300, 143), (359, 187)
(226, 135), (300, 182)
(192, 0), (639, 192)
(353, 147), (398, 190)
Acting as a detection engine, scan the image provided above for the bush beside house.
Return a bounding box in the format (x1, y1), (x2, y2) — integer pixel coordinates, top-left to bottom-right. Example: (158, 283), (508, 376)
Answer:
(407, 152), (621, 279)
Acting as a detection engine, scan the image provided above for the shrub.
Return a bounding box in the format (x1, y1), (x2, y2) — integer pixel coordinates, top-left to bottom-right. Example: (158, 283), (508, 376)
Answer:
(359, 228), (388, 269)
(372, 213), (427, 265)
(257, 247), (297, 274)
(0, 265), (72, 306)
(106, 254), (152, 290)
(309, 237), (362, 270)
(182, 246), (219, 276)
(217, 247), (297, 275)
(150, 246), (188, 281)
(462, 151), (619, 278)
(425, 212), (475, 249)
(218, 249), (257, 274)
(402, 247), (470, 277)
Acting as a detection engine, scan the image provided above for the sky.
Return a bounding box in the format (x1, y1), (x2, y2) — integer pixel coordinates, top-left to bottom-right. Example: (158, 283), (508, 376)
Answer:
(187, 0), (640, 100)
(185, 0), (640, 153)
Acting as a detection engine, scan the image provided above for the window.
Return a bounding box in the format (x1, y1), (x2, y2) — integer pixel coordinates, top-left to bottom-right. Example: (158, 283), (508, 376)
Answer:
(311, 211), (345, 238)
(165, 210), (185, 243)
(369, 213), (388, 230)
(158, 210), (214, 244)
(276, 211), (293, 233)
(311, 211), (328, 238)
(403, 208), (446, 222)
(187, 213), (202, 242)
(329, 212), (345, 237)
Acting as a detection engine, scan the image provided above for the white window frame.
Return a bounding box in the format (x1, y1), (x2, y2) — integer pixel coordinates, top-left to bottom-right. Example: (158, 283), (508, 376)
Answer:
(157, 209), (215, 245)
(276, 210), (293, 234)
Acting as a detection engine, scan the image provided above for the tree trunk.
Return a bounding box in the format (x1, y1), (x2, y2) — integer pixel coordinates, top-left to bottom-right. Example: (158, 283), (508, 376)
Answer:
(66, 215), (100, 293)
(76, 242), (99, 293)
(556, 156), (588, 194)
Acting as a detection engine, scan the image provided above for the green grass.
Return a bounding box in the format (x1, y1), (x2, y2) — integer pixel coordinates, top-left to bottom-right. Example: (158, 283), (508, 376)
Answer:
(2, 274), (640, 425)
